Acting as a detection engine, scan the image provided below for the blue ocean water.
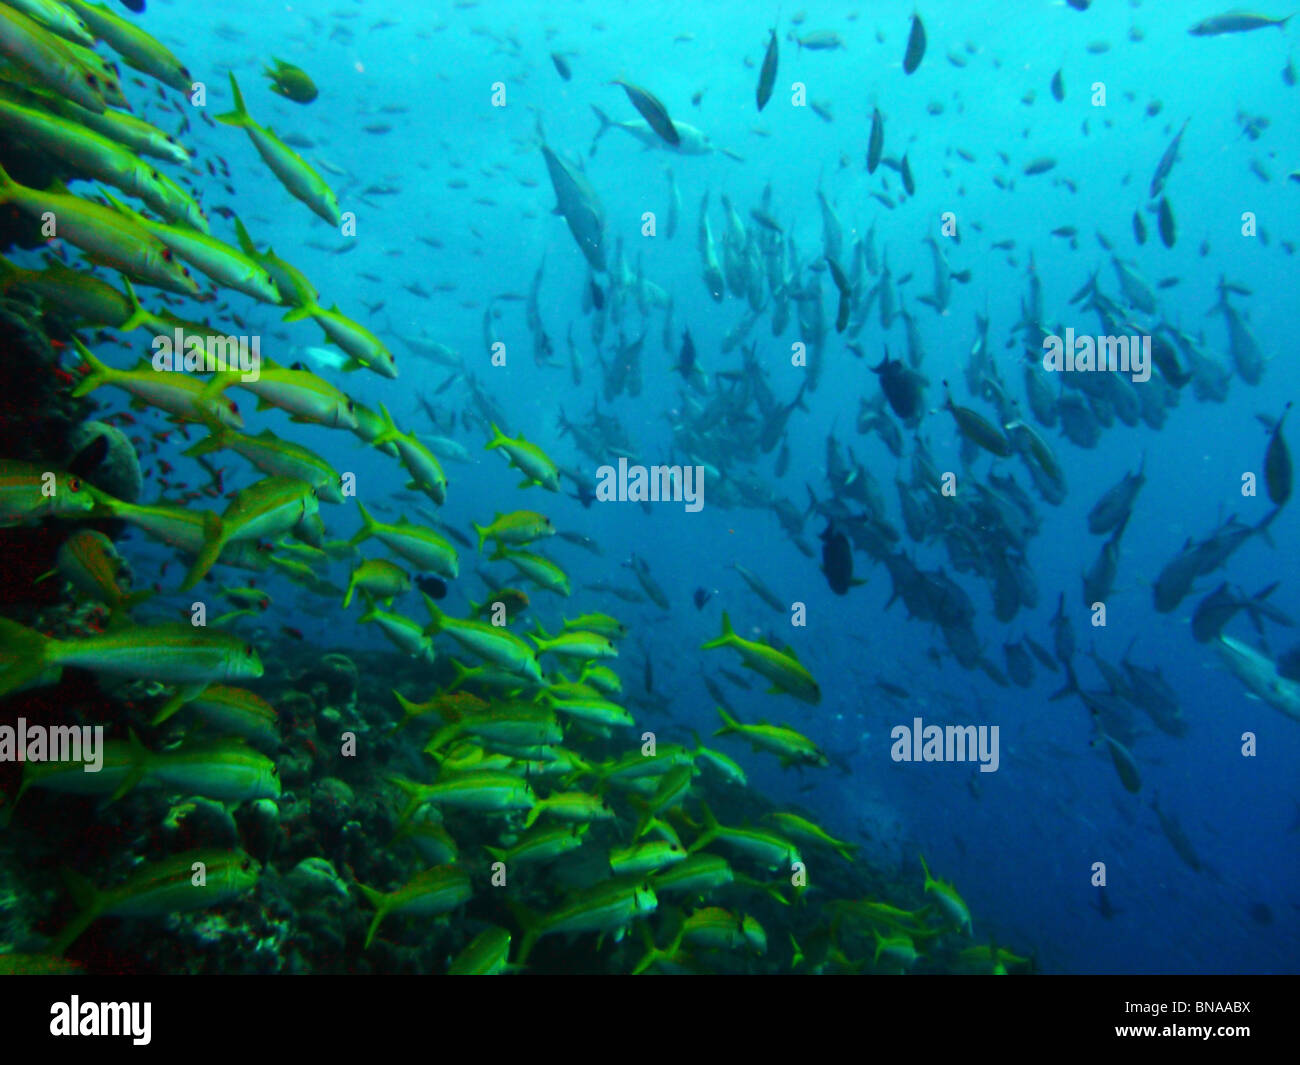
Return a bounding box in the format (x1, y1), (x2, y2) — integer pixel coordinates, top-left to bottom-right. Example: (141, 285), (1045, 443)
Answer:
(2, 0), (1297, 975)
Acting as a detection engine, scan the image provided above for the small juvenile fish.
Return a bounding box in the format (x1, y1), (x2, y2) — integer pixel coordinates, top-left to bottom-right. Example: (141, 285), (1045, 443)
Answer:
(1149, 118), (1189, 199)
(263, 58), (317, 103)
(794, 30), (845, 51)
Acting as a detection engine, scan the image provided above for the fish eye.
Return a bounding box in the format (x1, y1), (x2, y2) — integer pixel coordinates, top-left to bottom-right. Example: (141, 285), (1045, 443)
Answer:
(241, 857), (252, 870)
(161, 248), (174, 261)
(346, 401), (355, 411)
(244, 643), (255, 657)
(68, 477), (81, 492)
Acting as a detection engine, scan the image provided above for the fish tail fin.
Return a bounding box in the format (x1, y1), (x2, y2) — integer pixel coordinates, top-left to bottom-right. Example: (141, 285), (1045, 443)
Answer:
(116, 276), (153, 334)
(1255, 506), (1280, 548)
(1048, 659), (1080, 701)
(231, 215), (258, 257)
(712, 705), (739, 736)
(588, 104), (613, 154)
(215, 72), (252, 127)
(1252, 581), (1280, 602)
(362, 587), (390, 622)
(0, 617), (53, 697)
(69, 337), (111, 397)
(421, 592), (445, 633)
(280, 303), (314, 324)
(106, 729), (153, 803)
(394, 688), (437, 724)
(179, 511), (226, 592)
(367, 401), (402, 448)
(356, 885), (387, 949)
(507, 902), (542, 965)
(684, 802), (720, 855)
(472, 522), (489, 553)
(446, 659), (472, 691)
(0, 163), (16, 202)
(51, 867), (105, 953)
(180, 427), (228, 458)
(701, 611), (734, 651)
(348, 501), (377, 546)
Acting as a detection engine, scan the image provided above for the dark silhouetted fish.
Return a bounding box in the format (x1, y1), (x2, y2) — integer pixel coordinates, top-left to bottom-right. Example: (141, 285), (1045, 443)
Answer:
(820, 521), (854, 595)
(1004, 641), (1035, 687)
(873, 350), (924, 422)
(1149, 118), (1189, 198)
(757, 27), (778, 111)
(866, 108), (883, 174)
(1150, 793), (1202, 872)
(1132, 209), (1147, 245)
(1024, 634), (1060, 673)
(903, 14), (926, 75)
(675, 328), (696, 380)
(1157, 196), (1176, 247)
(1260, 402), (1292, 505)
(1188, 12), (1293, 35)
(416, 576), (448, 600)
(1051, 592), (1075, 666)
(611, 80), (679, 146)
(1192, 581), (1291, 643)
(1087, 455), (1145, 534)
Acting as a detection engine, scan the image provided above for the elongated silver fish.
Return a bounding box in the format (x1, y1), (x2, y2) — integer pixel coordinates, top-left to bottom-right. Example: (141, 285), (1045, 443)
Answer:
(538, 122), (607, 272)
(1189, 12), (1293, 36)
